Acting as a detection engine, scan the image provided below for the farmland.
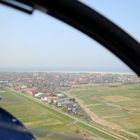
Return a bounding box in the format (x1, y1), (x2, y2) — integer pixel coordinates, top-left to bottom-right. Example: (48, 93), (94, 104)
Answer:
(0, 88), (128, 140)
(67, 83), (140, 138)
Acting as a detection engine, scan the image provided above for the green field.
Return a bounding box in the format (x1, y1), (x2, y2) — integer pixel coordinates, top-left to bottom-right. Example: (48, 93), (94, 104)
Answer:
(67, 83), (140, 137)
(0, 88), (124, 140)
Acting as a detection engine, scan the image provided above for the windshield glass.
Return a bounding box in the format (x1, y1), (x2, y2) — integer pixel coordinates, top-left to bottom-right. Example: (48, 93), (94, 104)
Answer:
(0, 1), (140, 140)
(81, 0), (140, 42)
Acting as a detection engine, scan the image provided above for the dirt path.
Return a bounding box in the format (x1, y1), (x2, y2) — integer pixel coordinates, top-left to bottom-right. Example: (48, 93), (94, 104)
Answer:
(65, 92), (139, 139)
(72, 95), (123, 130)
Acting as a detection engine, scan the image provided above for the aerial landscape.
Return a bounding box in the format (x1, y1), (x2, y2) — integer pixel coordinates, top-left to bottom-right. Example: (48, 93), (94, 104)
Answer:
(0, 0), (140, 140)
(0, 72), (140, 140)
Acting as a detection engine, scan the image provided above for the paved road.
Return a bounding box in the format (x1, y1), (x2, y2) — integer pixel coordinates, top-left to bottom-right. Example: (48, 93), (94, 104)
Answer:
(17, 92), (129, 140)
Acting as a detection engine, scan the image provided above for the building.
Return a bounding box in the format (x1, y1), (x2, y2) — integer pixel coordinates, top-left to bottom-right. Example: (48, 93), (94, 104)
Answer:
(34, 92), (44, 98)
(21, 87), (37, 95)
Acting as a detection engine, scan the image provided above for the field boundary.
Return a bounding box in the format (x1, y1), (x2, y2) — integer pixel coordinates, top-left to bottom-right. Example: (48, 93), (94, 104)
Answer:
(14, 90), (129, 140)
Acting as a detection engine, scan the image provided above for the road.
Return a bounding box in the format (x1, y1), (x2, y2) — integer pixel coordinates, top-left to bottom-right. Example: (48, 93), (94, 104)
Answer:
(16, 91), (129, 140)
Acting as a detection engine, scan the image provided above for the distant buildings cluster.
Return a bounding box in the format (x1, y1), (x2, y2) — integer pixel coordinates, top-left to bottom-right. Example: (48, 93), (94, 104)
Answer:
(0, 72), (140, 93)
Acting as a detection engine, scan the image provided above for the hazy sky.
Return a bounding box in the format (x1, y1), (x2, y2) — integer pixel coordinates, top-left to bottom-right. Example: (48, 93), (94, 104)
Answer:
(0, 1), (140, 72)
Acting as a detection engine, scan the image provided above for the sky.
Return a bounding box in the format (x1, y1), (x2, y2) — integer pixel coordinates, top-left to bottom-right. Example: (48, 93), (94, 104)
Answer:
(0, 0), (140, 72)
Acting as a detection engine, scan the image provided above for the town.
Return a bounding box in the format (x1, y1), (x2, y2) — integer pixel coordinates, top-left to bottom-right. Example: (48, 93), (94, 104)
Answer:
(0, 72), (140, 140)
(0, 72), (140, 119)
(0, 72), (139, 93)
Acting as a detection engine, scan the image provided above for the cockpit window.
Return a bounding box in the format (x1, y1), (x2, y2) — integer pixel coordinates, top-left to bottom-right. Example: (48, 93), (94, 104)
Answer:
(0, 1), (140, 140)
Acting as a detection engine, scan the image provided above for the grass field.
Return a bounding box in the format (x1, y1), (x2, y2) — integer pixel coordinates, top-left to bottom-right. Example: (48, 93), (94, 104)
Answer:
(67, 83), (140, 137)
(0, 88), (124, 140)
